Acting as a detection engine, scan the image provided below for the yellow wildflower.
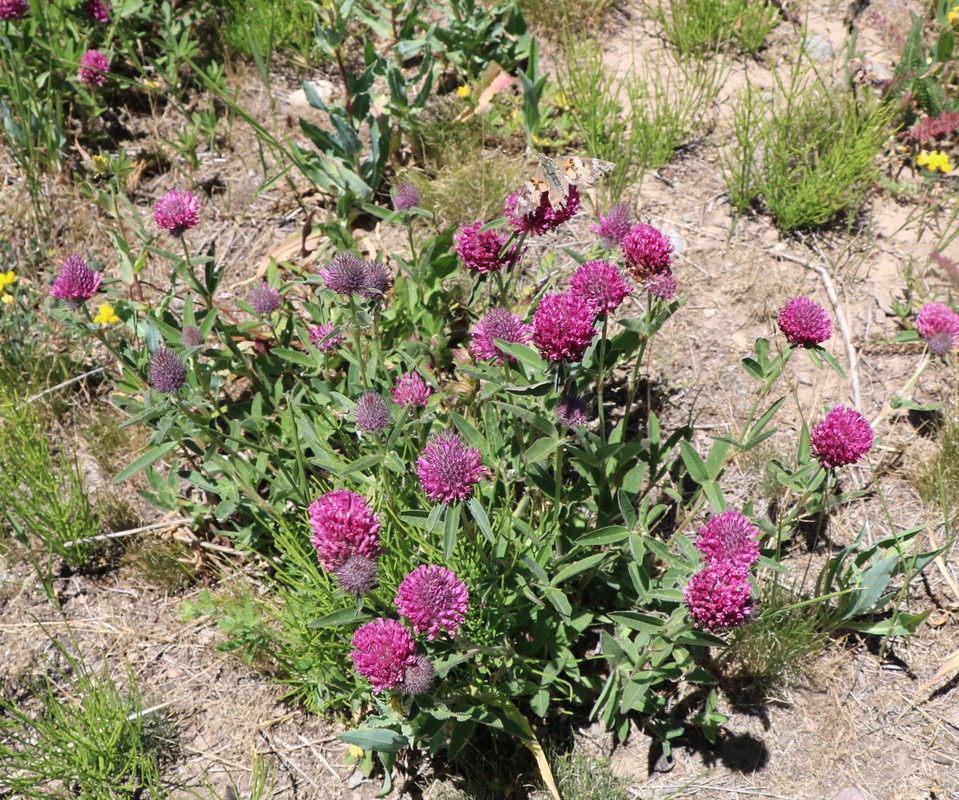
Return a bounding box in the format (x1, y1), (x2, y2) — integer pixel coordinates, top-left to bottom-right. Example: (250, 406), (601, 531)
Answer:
(0, 270), (16, 290)
(346, 744), (365, 760)
(949, 5), (959, 25)
(917, 150), (954, 173)
(93, 302), (120, 325)
(91, 153), (110, 177)
(1, 293), (12, 305)
(457, 85), (470, 99)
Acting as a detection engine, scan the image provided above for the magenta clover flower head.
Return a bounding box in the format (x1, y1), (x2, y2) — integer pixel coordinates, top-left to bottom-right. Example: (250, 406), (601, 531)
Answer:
(916, 301), (959, 356)
(249, 282), (280, 314)
(50, 254), (103, 308)
(777, 297), (832, 347)
(455, 221), (522, 274)
(400, 654), (436, 696)
(308, 322), (345, 351)
(695, 511), (761, 573)
(334, 554), (378, 596)
(555, 394), (590, 429)
(321, 252), (391, 300)
(417, 431), (485, 504)
(308, 490), (381, 572)
(181, 326), (202, 347)
(392, 181), (421, 211)
(354, 392), (390, 434)
(469, 307), (533, 365)
(532, 291), (598, 364)
(77, 50), (110, 86)
(569, 259), (632, 315)
(147, 347), (187, 393)
(0, 0), (29, 20)
(396, 565), (469, 640)
(590, 202), (631, 249)
(622, 223), (674, 282)
(84, 0), (111, 22)
(646, 270), (677, 300)
(684, 564), (753, 632)
(391, 372), (431, 407)
(363, 260), (391, 301)
(505, 185), (580, 236)
(810, 404), (874, 469)
(350, 618), (418, 694)
(154, 190), (199, 237)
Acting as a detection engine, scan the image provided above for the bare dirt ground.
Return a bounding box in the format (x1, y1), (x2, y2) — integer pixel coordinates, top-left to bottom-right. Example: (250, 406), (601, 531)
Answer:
(4, 0), (959, 798)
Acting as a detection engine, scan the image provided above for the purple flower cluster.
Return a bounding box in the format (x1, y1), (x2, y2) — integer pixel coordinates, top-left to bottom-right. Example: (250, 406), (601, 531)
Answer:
(321, 252), (391, 300)
(50, 254), (102, 308)
(590, 202), (631, 249)
(694, 511), (760, 573)
(470, 307), (533, 365)
(308, 322), (344, 352)
(777, 297), (832, 347)
(916, 301), (959, 356)
(622, 223), (673, 282)
(392, 182), (421, 211)
(569, 260), (632, 315)
(684, 565), (754, 632)
(308, 490), (382, 573)
(78, 50), (110, 86)
(249, 282), (280, 315)
(810, 405), (874, 469)
(354, 392), (390, 434)
(148, 347), (187, 393)
(84, 0), (111, 22)
(645, 270), (677, 300)
(351, 619), (418, 693)
(555, 394), (590, 428)
(154, 190), (199, 237)
(532, 291), (598, 364)
(455, 222), (522, 274)
(505, 186), (580, 236)
(0, 0), (29, 20)
(181, 326), (202, 347)
(349, 563), (468, 693)
(684, 510), (761, 632)
(396, 565), (469, 640)
(391, 372), (431, 407)
(417, 431), (485, 504)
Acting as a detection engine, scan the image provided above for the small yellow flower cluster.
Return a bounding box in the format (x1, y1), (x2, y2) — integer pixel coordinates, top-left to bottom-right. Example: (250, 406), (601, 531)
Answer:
(93, 302), (120, 325)
(949, 3), (959, 26)
(917, 149), (954, 173)
(91, 153), (110, 178)
(456, 85), (470, 99)
(0, 270), (16, 305)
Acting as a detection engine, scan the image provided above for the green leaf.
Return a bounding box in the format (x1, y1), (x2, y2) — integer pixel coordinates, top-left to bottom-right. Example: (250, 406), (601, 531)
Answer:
(679, 441), (708, 484)
(112, 441), (178, 484)
(442, 505), (458, 561)
(468, 498), (494, 543)
(551, 552), (606, 585)
(272, 347), (317, 368)
(525, 436), (560, 464)
(337, 729), (408, 754)
(308, 608), (371, 628)
(492, 340), (547, 371)
(578, 526), (630, 545)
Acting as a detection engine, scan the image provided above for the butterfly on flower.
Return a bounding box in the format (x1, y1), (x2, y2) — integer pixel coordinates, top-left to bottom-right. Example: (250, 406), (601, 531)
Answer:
(514, 154), (615, 216)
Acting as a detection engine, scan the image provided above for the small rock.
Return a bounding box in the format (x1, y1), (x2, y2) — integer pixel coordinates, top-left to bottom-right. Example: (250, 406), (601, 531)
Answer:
(828, 787), (869, 800)
(287, 79), (335, 110)
(704, 308), (717, 318)
(804, 33), (835, 63)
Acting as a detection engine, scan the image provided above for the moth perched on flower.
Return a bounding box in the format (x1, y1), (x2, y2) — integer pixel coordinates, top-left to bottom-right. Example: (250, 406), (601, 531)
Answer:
(514, 154), (615, 217)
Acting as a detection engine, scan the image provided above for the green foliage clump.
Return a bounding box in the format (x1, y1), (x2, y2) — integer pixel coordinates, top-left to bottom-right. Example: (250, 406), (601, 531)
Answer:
(722, 71), (894, 230)
(648, 0), (780, 56)
(0, 636), (175, 799)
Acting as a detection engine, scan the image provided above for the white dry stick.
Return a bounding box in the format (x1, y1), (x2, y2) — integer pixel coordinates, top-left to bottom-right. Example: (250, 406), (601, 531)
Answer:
(61, 517), (191, 549)
(767, 248), (863, 410)
(26, 366), (107, 403)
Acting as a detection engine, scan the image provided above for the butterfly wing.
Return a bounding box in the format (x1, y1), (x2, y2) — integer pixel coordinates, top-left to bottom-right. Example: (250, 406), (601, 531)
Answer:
(558, 156), (616, 186)
(515, 172), (549, 216)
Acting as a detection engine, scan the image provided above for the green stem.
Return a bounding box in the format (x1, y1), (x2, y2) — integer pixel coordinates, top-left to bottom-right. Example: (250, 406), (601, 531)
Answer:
(596, 315), (609, 444)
